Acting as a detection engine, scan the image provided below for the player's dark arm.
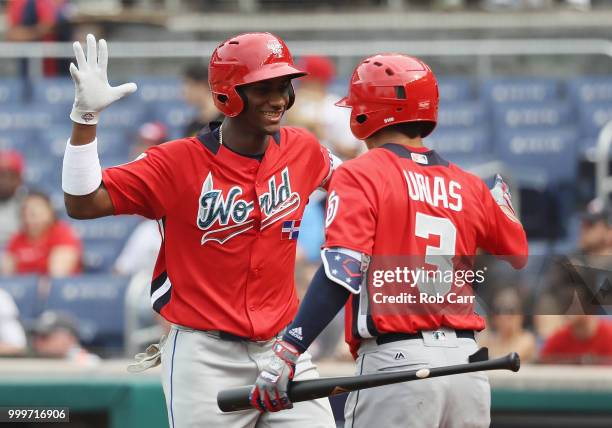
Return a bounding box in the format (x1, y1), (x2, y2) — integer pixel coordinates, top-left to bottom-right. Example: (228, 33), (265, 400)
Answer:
(63, 123), (114, 219)
(282, 265), (351, 353)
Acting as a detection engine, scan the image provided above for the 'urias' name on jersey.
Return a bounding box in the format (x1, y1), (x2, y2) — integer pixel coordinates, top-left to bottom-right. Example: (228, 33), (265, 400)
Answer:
(403, 170), (462, 212)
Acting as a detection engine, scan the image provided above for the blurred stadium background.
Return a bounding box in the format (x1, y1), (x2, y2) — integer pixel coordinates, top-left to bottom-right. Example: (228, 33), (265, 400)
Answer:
(1, 0), (612, 427)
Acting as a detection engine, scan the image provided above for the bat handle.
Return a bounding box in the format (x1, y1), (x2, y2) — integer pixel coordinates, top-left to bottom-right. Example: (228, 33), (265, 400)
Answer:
(507, 352), (520, 372)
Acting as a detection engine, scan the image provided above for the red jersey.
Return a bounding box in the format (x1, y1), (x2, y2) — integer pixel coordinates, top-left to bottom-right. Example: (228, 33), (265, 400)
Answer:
(102, 123), (333, 340)
(540, 319), (612, 365)
(7, 221), (82, 275)
(323, 144), (528, 355)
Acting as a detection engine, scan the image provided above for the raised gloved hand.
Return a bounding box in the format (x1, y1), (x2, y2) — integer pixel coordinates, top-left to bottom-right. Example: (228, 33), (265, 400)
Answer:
(249, 339), (300, 412)
(69, 34), (137, 125)
(490, 174), (518, 221)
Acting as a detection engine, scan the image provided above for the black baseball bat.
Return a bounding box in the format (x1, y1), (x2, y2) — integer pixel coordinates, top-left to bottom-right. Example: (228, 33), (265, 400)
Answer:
(217, 349), (519, 412)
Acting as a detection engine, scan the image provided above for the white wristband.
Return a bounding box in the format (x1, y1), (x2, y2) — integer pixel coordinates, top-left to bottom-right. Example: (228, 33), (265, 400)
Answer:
(62, 138), (103, 195)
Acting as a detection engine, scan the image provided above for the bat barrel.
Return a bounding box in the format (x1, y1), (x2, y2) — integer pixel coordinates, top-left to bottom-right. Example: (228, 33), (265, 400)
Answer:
(217, 386), (253, 412)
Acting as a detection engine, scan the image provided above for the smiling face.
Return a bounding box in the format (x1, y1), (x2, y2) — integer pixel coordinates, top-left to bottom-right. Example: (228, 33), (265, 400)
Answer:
(238, 76), (293, 135)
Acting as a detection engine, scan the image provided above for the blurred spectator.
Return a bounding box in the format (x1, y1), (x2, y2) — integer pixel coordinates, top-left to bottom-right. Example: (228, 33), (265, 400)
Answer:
(1, 191), (81, 277)
(533, 313), (566, 343)
(534, 199), (612, 338)
(0, 150), (26, 247)
(286, 55), (362, 160)
(540, 315), (612, 364)
(114, 220), (162, 278)
(578, 198), (612, 255)
(0, 288), (27, 356)
(130, 121), (168, 159)
(29, 310), (100, 366)
(479, 288), (537, 362)
(6, 0), (74, 77)
(181, 63), (222, 137)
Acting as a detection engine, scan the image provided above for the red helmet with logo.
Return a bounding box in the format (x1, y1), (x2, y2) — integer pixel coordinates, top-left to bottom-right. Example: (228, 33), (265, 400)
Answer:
(336, 54), (439, 140)
(208, 32), (306, 117)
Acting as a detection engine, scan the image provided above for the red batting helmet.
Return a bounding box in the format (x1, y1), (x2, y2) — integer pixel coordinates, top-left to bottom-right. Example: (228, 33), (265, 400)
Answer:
(336, 54), (439, 140)
(208, 32), (306, 117)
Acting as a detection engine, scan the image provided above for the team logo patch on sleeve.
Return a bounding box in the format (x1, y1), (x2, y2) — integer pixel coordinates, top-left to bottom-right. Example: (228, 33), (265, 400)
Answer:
(321, 247), (367, 294)
(281, 220), (301, 240)
(325, 190), (339, 228)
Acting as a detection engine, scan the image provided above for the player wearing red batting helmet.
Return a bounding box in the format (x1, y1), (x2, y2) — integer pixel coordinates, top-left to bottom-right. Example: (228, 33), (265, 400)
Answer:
(336, 54), (438, 140)
(209, 32), (305, 117)
(252, 53), (528, 428)
(63, 32), (338, 428)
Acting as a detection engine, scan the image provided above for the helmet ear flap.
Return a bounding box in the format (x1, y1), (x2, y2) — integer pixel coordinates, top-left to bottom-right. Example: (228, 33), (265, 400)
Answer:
(235, 86), (248, 114)
(286, 83), (296, 110)
(214, 88), (245, 117)
(420, 121), (436, 138)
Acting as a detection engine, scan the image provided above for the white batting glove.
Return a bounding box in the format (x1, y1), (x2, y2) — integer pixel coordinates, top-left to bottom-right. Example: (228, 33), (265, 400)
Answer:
(490, 174), (519, 222)
(126, 335), (166, 373)
(69, 34), (137, 125)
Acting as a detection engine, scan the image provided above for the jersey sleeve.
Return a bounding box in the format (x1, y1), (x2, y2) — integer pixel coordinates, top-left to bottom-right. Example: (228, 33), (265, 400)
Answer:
(318, 145), (342, 191)
(478, 180), (528, 268)
(102, 141), (183, 219)
(298, 128), (341, 191)
(323, 165), (377, 255)
(321, 247), (367, 294)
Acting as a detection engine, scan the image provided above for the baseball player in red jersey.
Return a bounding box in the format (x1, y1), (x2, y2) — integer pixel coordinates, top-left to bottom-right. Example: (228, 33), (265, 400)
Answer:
(250, 54), (528, 427)
(62, 33), (338, 427)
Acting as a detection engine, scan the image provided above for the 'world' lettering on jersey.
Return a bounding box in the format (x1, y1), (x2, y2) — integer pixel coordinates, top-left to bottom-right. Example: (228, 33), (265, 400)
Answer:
(197, 167), (300, 244)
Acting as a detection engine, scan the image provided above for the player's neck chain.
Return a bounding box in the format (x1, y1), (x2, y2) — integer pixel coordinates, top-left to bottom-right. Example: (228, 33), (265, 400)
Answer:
(219, 124), (223, 146)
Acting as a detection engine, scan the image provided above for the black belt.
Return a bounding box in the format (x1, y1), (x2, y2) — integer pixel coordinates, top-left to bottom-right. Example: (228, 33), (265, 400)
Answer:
(218, 331), (250, 341)
(376, 330), (475, 346)
(216, 328), (286, 342)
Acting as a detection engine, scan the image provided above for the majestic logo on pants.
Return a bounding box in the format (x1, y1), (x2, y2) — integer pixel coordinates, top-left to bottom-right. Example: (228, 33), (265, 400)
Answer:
(196, 168), (300, 245)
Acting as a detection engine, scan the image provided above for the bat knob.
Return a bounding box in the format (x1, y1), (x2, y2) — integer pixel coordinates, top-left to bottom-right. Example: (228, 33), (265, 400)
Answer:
(508, 352), (521, 372)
